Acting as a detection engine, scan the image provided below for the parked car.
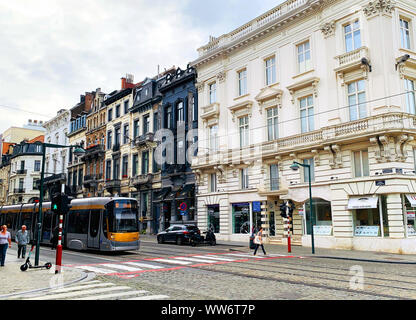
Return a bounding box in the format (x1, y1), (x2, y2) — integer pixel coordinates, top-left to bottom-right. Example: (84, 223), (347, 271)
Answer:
(157, 225), (200, 245)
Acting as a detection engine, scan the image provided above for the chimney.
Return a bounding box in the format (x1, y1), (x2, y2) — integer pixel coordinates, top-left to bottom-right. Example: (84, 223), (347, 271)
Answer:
(121, 77), (127, 90)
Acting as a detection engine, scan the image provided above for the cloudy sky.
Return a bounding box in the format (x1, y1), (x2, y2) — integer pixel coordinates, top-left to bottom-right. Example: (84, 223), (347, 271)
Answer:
(0, 0), (284, 133)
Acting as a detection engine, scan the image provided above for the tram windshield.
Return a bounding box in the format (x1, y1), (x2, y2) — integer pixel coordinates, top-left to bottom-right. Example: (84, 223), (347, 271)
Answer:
(107, 200), (139, 233)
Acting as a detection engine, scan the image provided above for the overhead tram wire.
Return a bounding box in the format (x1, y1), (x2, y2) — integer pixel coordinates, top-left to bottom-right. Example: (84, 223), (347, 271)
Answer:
(191, 89), (416, 152)
(0, 104), (54, 118)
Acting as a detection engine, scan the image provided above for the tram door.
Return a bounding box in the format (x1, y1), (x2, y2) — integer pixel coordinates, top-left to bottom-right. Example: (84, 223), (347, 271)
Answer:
(88, 210), (101, 249)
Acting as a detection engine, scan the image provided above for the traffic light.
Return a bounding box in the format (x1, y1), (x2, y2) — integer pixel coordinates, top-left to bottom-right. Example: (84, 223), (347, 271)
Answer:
(287, 200), (295, 219)
(280, 202), (288, 218)
(51, 193), (70, 215)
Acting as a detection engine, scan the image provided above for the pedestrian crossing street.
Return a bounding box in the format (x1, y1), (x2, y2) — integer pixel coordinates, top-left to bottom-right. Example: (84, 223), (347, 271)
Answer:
(14, 280), (169, 301)
(69, 253), (296, 277)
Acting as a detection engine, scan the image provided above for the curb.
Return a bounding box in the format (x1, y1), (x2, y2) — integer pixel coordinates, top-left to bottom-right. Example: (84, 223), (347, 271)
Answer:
(313, 255), (416, 265)
(0, 268), (92, 299)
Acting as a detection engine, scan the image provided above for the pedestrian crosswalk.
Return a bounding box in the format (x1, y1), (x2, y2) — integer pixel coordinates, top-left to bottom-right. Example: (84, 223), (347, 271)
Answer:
(69, 253), (295, 277)
(13, 280), (169, 301)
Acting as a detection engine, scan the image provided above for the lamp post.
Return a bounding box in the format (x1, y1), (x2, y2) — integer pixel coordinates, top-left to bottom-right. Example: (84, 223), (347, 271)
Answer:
(34, 142), (85, 267)
(290, 161), (315, 254)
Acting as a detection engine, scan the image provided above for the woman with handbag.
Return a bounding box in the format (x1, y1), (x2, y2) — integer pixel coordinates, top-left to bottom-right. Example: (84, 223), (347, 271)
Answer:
(253, 227), (267, 256)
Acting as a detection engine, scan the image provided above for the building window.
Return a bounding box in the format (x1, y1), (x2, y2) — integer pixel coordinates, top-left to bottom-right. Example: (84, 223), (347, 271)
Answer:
(297, 41), (311, 73)
(270, 164), (279, 191)
(115, 104), (120, 118)
(142, 151), (149, 175)
(239, 116), (249, 148)
(115, 127), (121, 147)
(344, 20), (361, 52)
(124, 100), (129, 114)
(238, 69), (247, 96)
(107, 131), (112, 150)
(108, 109), (113, 122)
(106, 160), (112, 181)
(123, 124), (129, 144)
(78, 168), (83, 187)
(232, 203), (250, 234)
(305, 198), (333, 235)
(166, 106), (172, 129)
(132, 154), (138, 177)
(192, 96), (197, 122)
(353, 196), (389, 237)
(133, 119), (140, 139)
(34, 160), (41, 172)
(265, 56), (276, 86)
(209, 125), (218, 152)
(122, 155), (129, 178)
(353, 150), (369, 178)
(209, 173), (217, 193)
(153, 113), (159, 132)
(113, 158), (120, 180)
(400, 18), (411, 50)
(209, 83), (217, 104)
(176, 102), (184, 123)
(300, 96), (314, 133)
(405, 78), (416, 115)
(267, 107), (279, 141)
(241, 168), (249, 190)
(303, 158), (315, 183)
(143, 115), (150, 134)
(348, 79), (366, 121)
(207, 205), (220, 233)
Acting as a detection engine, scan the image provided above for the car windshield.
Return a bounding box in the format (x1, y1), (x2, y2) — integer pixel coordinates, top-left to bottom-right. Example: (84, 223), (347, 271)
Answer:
(107, 200), (139, 233)
(186, 226), (199, 231)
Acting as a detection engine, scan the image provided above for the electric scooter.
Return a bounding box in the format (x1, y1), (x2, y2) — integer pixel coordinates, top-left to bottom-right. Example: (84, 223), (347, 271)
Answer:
(20, 244), (53, 272)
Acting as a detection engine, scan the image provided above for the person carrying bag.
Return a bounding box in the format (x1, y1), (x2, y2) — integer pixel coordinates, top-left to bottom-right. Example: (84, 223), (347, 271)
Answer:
(253, 227), (267, 256)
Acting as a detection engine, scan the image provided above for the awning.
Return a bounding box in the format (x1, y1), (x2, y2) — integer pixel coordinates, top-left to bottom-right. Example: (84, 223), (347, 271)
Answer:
(406, 195), (416, 207)
(176, 184), (195, 200)
(348, 196), (379, 210)
(153, 188), (170, 203)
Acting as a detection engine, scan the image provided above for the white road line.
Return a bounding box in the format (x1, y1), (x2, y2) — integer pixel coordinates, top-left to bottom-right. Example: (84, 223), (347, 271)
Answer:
(226, 253), (266, 259)
(27, 286), (133, 300)
(126, 295), (170, 300)
(77, 290), (149, 300)
(173, 257), (217, 264)
(193, 255), (237, 262)
(123, 262), (164, 269)
(52, 282), (115, 293)
(152, 258), (192, 265)
(100, 264), (143, 272)
(75, 266), (118, 274)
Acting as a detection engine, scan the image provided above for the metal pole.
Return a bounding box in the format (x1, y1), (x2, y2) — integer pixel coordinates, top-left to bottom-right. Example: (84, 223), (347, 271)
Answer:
(35, 143), (46, 266)
(55, 184), (65, 274)
(308, 165), (315, 254)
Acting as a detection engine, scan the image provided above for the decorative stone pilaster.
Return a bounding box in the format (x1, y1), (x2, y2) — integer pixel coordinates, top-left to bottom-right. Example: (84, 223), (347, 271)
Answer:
(320, 21), (336, 38)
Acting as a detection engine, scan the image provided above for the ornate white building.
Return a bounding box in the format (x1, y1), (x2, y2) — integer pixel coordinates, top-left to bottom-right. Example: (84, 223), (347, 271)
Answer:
(191, 0), (416, 253)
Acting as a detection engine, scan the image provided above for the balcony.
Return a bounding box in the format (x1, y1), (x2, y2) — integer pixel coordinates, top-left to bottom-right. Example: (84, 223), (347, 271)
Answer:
(83, 174), (103, 188)
(105, 179), (121, 191)
(16, 169), (27, 175)
(257, 179), (287, 196)
(134, 132), (154, 147)
(112, 144), (121, 153)
(201, 103), (220, 123)
(131, 173), (154, 187)
(83, 144), (105, 160)
(334, 46), (369, 74)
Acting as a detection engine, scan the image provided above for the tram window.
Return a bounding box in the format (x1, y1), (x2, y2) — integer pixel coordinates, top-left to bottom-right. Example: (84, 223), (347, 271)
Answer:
(5, 213), (14, 229)
(20, 212), (33, 230)
(89, 210), (100, 238)
(42, 211), (53, 241)
(68, 210), (89, 234)
(103, 211), (108, 238)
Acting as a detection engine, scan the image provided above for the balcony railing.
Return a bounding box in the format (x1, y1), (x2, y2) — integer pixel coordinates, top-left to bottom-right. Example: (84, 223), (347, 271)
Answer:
(105, 179), (121, 190)
(16, 169), (27, 175)
(335, 46), (369, 72)
(134, 132), (154, 147)
(14, 188), (25, 194)
(131, 173), (154, 186)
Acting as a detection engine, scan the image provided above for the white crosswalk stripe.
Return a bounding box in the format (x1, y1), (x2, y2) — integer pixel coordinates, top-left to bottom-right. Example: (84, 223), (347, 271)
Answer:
(27, 286), (133, 300)
(78, 290), (149, 300)
(173, 257), (217, 264)
(126, 295), (170, 300)
(100, 263), (143, 272)
(225, 253), (267, 259)
(76, 265), (119, 274)
(52, 282), (115, 293)
(152, 258), (192, 265)
(123, 262), (164, 269)
(193, 255), (237, 262)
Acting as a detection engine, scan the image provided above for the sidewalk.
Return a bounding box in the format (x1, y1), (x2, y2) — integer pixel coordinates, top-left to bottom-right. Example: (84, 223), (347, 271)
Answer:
(140, 234), (416, 264)
(0, 249), (87, 299)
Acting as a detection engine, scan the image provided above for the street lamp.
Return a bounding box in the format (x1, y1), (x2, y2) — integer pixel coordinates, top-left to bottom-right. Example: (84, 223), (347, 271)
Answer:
(34, 142), (85, 266)
(290, 161), (315, 254)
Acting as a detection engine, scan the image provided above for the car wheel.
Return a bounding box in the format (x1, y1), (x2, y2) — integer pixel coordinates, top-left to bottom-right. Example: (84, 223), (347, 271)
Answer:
(176, 236), (183, 246)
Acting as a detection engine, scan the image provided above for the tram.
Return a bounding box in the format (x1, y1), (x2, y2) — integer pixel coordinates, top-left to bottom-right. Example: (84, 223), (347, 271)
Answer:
(0, 197), (140, 252)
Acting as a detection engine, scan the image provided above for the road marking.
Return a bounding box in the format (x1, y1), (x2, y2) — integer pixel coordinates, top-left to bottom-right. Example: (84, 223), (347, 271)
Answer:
(126, 295), (170, 300)
(75, 266), (118, 274)
(77, 290), (149, 300)
(100, 264), (143, 272)
(27, 286), (133, 300)
(152, 258), (192, 265)
(123, 262), (164, 269)
(193, 255), (237, 262)
(52, 282), (115, 293)
(226, 253), (266, 259)
(173, 257), (217, 264)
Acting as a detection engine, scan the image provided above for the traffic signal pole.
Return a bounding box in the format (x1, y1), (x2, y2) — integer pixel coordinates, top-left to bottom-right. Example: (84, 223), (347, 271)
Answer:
(55, 184), (65, 274)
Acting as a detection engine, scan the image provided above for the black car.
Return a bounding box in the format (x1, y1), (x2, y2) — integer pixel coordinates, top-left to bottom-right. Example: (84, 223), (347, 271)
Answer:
(157, 225), (200, 245)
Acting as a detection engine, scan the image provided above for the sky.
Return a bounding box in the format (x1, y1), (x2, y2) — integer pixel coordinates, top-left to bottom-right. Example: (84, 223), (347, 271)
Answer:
(0, 0), (284, 133)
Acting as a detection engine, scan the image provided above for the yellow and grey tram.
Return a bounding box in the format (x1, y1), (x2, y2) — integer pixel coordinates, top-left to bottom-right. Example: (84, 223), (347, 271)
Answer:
(0, 197), (140, 252)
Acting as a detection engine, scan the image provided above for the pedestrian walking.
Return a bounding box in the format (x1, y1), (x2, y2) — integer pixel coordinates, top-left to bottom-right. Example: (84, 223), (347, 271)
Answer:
(0, 225), (12, 267)
(253, 227), (267, 256)
(15, 225), (30, 259)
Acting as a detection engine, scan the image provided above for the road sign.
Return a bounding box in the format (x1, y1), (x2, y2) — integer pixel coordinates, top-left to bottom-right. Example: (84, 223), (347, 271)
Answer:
(179, 202), (187, 211)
